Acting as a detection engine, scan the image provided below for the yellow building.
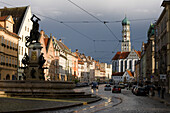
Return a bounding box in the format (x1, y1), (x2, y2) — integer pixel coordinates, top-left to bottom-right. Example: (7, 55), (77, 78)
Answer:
(0, 15), (20, 80)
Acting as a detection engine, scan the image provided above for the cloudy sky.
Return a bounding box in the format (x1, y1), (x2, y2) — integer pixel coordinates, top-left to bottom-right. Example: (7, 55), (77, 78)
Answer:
(0, 0), (163, 63)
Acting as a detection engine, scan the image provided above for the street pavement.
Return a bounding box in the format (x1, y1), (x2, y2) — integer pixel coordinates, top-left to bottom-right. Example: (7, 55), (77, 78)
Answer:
(0, 95), (101, 113)
(0, 84), (170, 113)
(49, 84), (170, 113)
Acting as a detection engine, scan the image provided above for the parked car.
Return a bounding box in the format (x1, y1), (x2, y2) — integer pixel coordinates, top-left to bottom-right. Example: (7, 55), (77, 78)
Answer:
(91, 82), (98, 89)
(109, 82), (113, 85)
(104, 84), (112, 91)
(144, 85), (156, 95)
(119, 83), (125, 89)
(132, 85), (137, 94)
(112, 85), (121, 93)
(134, 87), (147, 96)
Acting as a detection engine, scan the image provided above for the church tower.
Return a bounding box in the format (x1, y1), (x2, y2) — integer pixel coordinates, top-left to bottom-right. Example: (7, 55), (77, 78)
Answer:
(121, 16), (131, 52)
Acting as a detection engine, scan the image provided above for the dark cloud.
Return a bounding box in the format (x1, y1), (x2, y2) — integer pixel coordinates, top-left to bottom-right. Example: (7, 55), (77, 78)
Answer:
(0, 0), (163, 63)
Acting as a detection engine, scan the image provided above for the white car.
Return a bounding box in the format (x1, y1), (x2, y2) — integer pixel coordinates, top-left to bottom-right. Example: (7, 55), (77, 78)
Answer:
(104, 84), (112, 91)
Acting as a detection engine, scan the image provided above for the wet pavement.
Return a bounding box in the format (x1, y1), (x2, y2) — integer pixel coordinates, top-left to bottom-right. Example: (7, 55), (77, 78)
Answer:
(47, 84), (170, 113)
(1, 84), (170, 113)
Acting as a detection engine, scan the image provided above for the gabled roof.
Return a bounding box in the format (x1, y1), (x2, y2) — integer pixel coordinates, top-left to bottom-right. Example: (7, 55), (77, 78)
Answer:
(134, 50), (141, 58)
(56, 40), (70, 52)
(44, 38), (49, 47)
(0, 15), (9, 21)
(0, 25), (20, 38)
(112, 72), (124, 76)
(112, 51), (130, 60)
(0, 6), (28, 34)
(126, 70), (133, 77)
(74, 52), (84, 65)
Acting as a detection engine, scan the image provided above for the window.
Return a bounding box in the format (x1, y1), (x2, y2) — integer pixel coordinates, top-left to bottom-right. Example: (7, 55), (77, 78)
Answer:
(19, 46), (21, 55)
(9, 57), (11, 64)
(25, 26), (27, 31)
(12, 58), (14, 64)
(22, 35), (23, 42)
(13, 42), (14, 48)
(7, 40), (8, 46)
(125, 60), (127, 70)
(15, 59), (17, 65)
(129, 60), (132, 70)
(25, 48), (27, 54)
(28, 28), (29, 32)
(121, 60), (123, 72)
(22, 47), (23, 55)
(6, 56), (8, 64)
(10, 41), (11, 47)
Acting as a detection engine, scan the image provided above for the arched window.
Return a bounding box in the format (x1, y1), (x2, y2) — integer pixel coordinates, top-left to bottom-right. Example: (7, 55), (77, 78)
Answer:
(121, 60), (123, 72)
(6, 74), (10, 80)
(125, 60), (127, 70)
(129, 60), (132, 70)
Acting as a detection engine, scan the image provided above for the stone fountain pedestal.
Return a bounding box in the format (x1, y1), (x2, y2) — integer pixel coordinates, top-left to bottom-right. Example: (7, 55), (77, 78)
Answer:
(24, 42), (45, 81)
(0, 80), (93, 98)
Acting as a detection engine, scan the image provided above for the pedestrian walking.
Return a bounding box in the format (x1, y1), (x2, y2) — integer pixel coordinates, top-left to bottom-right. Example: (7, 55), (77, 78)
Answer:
(157, 85), (161, 97)
(161, 87), (166, 99)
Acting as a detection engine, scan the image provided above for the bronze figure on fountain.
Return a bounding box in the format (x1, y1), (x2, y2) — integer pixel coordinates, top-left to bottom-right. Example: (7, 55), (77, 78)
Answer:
(21, 14), (46, 80)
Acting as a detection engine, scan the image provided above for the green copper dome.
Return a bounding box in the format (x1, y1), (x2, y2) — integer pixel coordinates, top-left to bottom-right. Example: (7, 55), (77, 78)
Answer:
(122, 17), (130, 25)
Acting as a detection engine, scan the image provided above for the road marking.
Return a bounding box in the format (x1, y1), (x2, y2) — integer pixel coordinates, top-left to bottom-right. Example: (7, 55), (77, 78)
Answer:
(0, 96), (87, 103)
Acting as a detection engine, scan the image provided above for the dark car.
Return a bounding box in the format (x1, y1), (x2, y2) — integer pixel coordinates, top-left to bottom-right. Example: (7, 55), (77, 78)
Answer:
(132, 85), (137, 94)
(144, 85), (156, 95)
(134, 87), (147, 96)
(91, 82), (98, 89)
(112, 85), (121, 93)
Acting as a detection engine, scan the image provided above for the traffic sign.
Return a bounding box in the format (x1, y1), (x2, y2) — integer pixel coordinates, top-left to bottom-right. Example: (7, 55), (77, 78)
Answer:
(160, 74), (166, 79)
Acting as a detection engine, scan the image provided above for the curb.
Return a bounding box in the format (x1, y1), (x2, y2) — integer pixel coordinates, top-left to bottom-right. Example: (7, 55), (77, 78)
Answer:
(149, 96), (170, 106)
(1, 97), (102, 113)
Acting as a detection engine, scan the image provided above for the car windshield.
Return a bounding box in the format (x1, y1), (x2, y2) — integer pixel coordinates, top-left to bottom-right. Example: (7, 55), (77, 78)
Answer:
(114, 86), (119, 88)
(105, 85), (110, 87)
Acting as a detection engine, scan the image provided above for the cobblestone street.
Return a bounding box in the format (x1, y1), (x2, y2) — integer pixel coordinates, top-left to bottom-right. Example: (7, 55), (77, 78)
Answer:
(47, 85), (170, 113)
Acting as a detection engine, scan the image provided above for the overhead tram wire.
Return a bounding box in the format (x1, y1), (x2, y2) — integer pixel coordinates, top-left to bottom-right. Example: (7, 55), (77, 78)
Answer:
(0, 1), (95, 41)
(51, 17), (156, 24)
(67, 0), (120, 41)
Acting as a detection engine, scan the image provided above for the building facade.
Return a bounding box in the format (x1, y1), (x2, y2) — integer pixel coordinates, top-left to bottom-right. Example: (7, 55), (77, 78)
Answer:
(0, 15), (20, 80)
(0, 6), (33, 79)
(156, 0), (170, 94)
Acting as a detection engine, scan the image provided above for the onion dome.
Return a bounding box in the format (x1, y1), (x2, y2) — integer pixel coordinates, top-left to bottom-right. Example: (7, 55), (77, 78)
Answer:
(122, 17), (130, 25)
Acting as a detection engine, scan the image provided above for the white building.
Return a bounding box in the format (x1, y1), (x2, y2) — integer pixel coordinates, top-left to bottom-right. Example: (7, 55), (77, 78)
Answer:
(112, 16), (141, 73)
(122, 70), (134, 82)
(0, 6), (33, 79)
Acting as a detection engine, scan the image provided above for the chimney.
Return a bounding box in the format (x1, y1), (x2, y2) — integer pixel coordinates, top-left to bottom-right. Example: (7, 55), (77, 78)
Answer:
(59, 39), (62, 42)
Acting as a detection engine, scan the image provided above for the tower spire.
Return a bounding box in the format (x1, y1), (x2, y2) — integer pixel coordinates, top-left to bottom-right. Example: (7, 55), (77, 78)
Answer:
(121, 16), (131, 52)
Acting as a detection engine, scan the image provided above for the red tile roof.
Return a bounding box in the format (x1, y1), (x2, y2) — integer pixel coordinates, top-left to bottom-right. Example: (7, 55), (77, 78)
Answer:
(44, 38), (49, 47)
(0, 15), (8, 21)
(135, 50), (141, 58)
(112, 72), (124, 76)
(0, 6), (28, 34)
(112, 51), (130, 60)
